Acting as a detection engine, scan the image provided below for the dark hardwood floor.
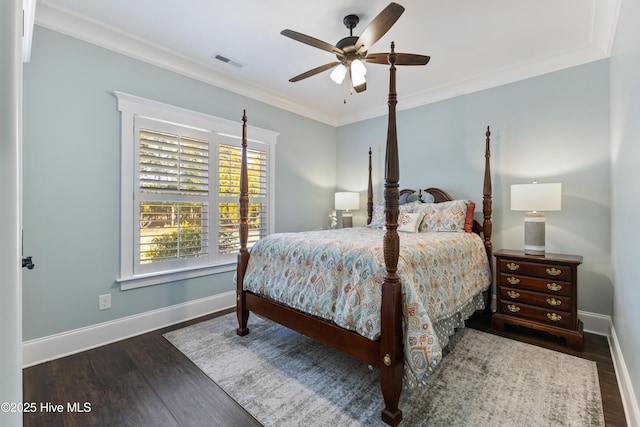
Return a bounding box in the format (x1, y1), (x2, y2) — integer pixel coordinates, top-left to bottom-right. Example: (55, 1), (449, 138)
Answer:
(23, 309), (627, 426)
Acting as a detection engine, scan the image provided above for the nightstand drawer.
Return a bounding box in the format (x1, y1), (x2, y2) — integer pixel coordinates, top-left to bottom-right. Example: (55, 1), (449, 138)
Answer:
(498, 301), (572, 328)
(497, 273), (571, 297)
(497, 259), (572, 281)
(499, 287), (571, 309)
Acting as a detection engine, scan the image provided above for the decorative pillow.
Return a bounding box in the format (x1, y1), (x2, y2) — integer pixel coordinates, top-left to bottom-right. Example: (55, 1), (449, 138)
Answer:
(368, 202), (415, 229)
(399, 192), (420, 205)
(420, 192), (436, 203)
(417, 200), (471, 232)
(397, 212), (425, 233)
(399, 191), (435, 205)
(464, 201), (476, 233)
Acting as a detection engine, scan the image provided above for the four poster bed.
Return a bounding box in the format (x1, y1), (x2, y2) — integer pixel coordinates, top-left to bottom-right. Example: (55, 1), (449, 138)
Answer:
(235, 46), (493, 426)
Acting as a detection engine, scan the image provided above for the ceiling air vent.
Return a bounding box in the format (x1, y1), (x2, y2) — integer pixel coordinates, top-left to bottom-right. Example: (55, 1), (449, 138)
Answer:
(212, 53), (244, 69)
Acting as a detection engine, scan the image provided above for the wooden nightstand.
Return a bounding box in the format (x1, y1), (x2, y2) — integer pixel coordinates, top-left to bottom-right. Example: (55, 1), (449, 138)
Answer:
(491, 249), (584, 350)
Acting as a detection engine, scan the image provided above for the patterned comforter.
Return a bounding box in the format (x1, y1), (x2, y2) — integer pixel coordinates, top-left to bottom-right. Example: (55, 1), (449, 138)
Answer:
(241, 227), (491, 382)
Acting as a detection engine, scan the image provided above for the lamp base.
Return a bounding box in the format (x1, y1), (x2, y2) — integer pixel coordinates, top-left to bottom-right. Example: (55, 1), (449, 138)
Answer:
(524, 212), (546, 256)
(342, 212), (353, 228)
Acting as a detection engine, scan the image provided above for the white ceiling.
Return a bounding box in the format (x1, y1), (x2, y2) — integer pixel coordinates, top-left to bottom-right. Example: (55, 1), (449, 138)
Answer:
(35, 0), (620, 126)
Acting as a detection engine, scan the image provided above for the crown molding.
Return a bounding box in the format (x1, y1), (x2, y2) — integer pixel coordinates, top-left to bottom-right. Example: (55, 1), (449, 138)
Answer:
(36, 0), (620, 128)
(35, 1), (340, 126)
(336, 42), (612, 126)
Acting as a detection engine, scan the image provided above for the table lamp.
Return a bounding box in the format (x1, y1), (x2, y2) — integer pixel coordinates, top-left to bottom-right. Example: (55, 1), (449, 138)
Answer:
(335, 192), (359, 228)
(511, 182), (562, 256)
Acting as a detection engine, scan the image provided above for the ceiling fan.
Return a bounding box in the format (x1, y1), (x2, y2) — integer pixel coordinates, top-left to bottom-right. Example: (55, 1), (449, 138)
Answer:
(281, 2), (430, 94)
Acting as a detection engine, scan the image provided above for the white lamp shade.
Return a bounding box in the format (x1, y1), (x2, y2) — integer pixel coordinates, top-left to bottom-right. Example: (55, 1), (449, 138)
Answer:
(330, 64), (347, 84)
(511, 183), (562, 212)
(335, 192), (360, 211)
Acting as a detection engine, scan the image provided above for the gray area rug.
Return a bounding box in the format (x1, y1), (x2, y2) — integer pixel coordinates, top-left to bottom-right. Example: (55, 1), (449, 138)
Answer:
(164, 314), (604, 426)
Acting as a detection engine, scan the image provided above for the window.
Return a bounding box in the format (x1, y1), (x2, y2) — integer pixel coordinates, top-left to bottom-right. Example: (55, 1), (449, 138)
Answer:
(116, 92), (277, 289)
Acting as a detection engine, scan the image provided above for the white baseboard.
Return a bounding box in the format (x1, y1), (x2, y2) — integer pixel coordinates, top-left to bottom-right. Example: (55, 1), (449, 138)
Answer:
(576, 311), (640, 425)
(580, 310), (639, 426)
(22, 291), (236, 368)
(609, 322), (640, 427)
(578, 310), (612, 336)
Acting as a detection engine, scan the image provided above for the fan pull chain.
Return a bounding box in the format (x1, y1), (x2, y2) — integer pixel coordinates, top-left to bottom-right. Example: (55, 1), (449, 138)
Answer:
(343, 76), (349, 104)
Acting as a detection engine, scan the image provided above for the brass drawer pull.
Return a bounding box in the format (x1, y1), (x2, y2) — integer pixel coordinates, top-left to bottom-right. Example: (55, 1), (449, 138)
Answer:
(546, 298), (562, 306)
(506, 262), (520, 271)
(547, 282), (562, 292)
(507, 304), (520, 313)
(546, 267), (562, 276)
(507, 277), (520, 285)
(547, 313), (562, 322)
(507, 291), (520, 299)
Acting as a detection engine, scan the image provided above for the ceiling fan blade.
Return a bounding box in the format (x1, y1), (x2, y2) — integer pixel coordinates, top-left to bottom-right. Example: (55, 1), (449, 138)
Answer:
(365, 53), (431, 66)
(354, 2), (405, 52)
(289, 62), (341, 82)
(281, 29), (344, 56)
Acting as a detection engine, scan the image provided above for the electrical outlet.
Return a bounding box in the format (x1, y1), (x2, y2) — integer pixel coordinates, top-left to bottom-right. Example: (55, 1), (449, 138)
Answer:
(98, 294), (111, 310)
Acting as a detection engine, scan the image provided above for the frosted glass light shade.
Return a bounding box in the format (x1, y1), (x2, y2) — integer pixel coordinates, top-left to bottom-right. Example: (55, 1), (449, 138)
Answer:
(350, 59), (367, 87)
(511, 183), (562, 212)
(335, 192), (360, 211)
(330, 64), (347, 84)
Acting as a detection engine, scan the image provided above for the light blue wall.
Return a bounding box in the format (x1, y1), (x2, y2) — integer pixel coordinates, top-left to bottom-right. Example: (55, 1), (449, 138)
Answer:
(610, 0), (640, 413)
(22, 27), (336, 340)
(337, 60), (612, 316)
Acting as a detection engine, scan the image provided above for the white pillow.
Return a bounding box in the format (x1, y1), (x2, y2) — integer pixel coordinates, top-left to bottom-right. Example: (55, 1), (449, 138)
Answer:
(397, 212), (425, 233)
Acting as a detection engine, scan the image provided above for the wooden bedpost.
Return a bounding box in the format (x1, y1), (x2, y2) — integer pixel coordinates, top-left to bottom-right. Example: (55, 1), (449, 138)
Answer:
(380, 42), (403, 427)
(483, 126), (493, 315)
(367, 147), (373, 225)
(236, 110), (250, 336)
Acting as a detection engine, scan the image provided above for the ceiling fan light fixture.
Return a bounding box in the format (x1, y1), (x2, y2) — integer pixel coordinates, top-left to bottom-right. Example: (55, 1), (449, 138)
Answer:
(350, 59), (367, 86)
(281, 2), (428, 97)
(330, 63), (347, 84)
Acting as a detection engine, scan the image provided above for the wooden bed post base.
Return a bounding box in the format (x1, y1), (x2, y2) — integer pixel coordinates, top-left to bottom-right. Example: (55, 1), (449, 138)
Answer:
(236, 251), (250, 336)
(381, 408), (402, 427)
(380, 280), (403, 426)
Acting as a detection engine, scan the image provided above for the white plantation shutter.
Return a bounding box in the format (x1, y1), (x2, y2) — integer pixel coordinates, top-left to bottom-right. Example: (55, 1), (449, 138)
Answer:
(139, 128), (209, 196)
(134, 118), (213, 274)
(117, 91), (276, 289)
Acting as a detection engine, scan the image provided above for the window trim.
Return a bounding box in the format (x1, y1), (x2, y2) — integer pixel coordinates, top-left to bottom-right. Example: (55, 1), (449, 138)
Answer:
(115, 91), (277, 290)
